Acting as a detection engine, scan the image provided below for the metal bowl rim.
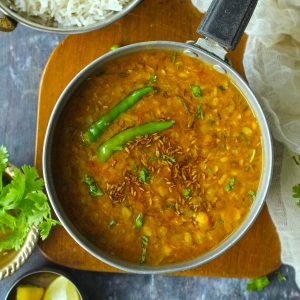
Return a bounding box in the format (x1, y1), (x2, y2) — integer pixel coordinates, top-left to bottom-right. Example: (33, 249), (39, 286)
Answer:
(5, 269), (83, 300)
(43, 40), (273, 274)
(0, 0), (141, 34)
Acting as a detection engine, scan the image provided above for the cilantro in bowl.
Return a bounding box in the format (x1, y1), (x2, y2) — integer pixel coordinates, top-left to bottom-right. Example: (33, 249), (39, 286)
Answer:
(0, 145), (59, 251)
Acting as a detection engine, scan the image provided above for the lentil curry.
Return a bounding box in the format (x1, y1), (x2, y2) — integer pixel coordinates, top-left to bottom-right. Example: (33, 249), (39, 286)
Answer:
(53, 50), (262, 265)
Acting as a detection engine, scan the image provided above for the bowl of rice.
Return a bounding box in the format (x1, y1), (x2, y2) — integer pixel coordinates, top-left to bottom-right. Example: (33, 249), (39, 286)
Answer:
(0, 0), (141, 33)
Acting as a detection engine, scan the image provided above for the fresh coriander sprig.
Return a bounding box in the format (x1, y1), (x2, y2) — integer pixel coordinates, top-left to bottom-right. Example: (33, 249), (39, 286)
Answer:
(246, 276), (270, 292)
(225, 178), (235, 192)
(0, 146), (60, 251)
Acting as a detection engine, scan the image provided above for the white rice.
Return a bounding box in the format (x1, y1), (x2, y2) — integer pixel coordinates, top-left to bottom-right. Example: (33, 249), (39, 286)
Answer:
(12, 0), (131, 27)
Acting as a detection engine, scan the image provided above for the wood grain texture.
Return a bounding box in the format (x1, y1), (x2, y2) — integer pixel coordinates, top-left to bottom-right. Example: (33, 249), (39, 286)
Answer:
(35, 0), (281, 277)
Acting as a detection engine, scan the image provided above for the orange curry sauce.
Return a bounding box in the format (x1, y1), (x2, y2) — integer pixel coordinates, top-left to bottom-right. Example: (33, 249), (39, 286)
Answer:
(53, 50), (262, 265)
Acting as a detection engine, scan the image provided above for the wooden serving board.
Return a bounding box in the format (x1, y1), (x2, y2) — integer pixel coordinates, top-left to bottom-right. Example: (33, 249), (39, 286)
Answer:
(35, 0), (281, 277)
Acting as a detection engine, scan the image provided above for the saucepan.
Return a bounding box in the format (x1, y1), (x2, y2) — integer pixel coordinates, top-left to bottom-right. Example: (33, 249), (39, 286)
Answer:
(43, 0), (273, 273)
(0, 0), (141, 33)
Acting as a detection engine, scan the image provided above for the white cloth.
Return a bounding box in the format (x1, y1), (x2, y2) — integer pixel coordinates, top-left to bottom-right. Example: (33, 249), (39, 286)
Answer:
(192, 0), (300, 285)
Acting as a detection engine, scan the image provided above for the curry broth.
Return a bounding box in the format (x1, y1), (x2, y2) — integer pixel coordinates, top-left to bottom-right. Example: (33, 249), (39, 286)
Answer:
(53, 50), (262, 265)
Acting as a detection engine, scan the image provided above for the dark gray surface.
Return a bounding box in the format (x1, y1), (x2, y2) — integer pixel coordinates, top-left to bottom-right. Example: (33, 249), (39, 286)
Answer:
(0, 25), (300, 300)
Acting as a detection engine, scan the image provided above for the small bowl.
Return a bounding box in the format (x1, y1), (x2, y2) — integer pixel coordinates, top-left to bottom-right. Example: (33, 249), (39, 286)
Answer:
(0, 0), (141, 34)
(5, 269), (84, 300)
(0, 165), (39, 281)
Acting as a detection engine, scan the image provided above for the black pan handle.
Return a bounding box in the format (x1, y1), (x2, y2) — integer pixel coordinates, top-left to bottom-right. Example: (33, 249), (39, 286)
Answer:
(197, 0), (258, 50)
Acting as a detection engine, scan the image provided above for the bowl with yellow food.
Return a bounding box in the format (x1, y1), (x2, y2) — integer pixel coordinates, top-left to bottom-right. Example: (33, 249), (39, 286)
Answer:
(5, 269), (83, 300)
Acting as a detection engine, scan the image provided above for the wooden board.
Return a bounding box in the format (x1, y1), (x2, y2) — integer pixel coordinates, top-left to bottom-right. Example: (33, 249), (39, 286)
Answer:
(35, 0), (281, 277)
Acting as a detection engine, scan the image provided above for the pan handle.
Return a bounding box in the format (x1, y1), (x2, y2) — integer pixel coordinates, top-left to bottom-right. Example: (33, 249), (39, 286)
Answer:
(0, 11), (17, 32)
(197, 0), (258, 50)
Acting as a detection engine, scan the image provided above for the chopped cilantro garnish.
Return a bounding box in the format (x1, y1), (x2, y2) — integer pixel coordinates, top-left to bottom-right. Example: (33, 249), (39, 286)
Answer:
(195, 104), (204, 120)
(139, 166), (150, 183)
(0, 145), (60, 251)
(172, 51), (177, 64)
(246, 276), (270, 292)
(292, 183), (300, 207)
(248, 191), (256, 199)
(108, 219), (118, 228)
(276, 271), (286, 283)
(183, 188), (191, 199)
(292, 155), (300, 165)
(140, 235), (149, 264)
(225, 178), (235, 192)
(40, 218), (60, 240)
(134, 213), (144, 229)
(83, 175), (104, 197)
(110, 45), (120, 51)
(191, 84), (202, 97)
(149, 74), (157, 83)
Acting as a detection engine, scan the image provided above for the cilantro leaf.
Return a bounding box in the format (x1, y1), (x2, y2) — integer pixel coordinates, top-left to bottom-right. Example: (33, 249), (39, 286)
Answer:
(39, 218), (61, 240)
(139, 166), (150, 183)
(22, 165), (44, 194)
(134, 213), (144, 229)
(183, 188), (191, 199)
(225, 178), (235, 192)
(248, 190), (256, 200)
(195, 104), (204, 120)
(83, 175), (104, 197)
(246, 276), (270, 292)
(190, 85), (202, 97)
(110, 45), (119, 51)
(0, 151), (59, 251)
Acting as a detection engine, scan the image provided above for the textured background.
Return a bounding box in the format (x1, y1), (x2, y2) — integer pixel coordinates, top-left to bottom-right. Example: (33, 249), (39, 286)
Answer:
(0, 25), (300, 300)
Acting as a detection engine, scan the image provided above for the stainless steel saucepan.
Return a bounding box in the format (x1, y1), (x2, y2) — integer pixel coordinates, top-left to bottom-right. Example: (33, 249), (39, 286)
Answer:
(43, 0), (273, 274)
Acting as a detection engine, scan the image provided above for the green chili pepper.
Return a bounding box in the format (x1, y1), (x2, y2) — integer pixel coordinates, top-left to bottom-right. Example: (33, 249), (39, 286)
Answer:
(97, 120), (175, 162)
(84, 86), (154, 143)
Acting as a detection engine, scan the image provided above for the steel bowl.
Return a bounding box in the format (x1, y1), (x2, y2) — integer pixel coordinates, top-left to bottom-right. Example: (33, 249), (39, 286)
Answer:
(43, 41), (273, 274)
(5, 269), (84, 299)
(0, 0), (141, 33)
(0, 165), (39, 281)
